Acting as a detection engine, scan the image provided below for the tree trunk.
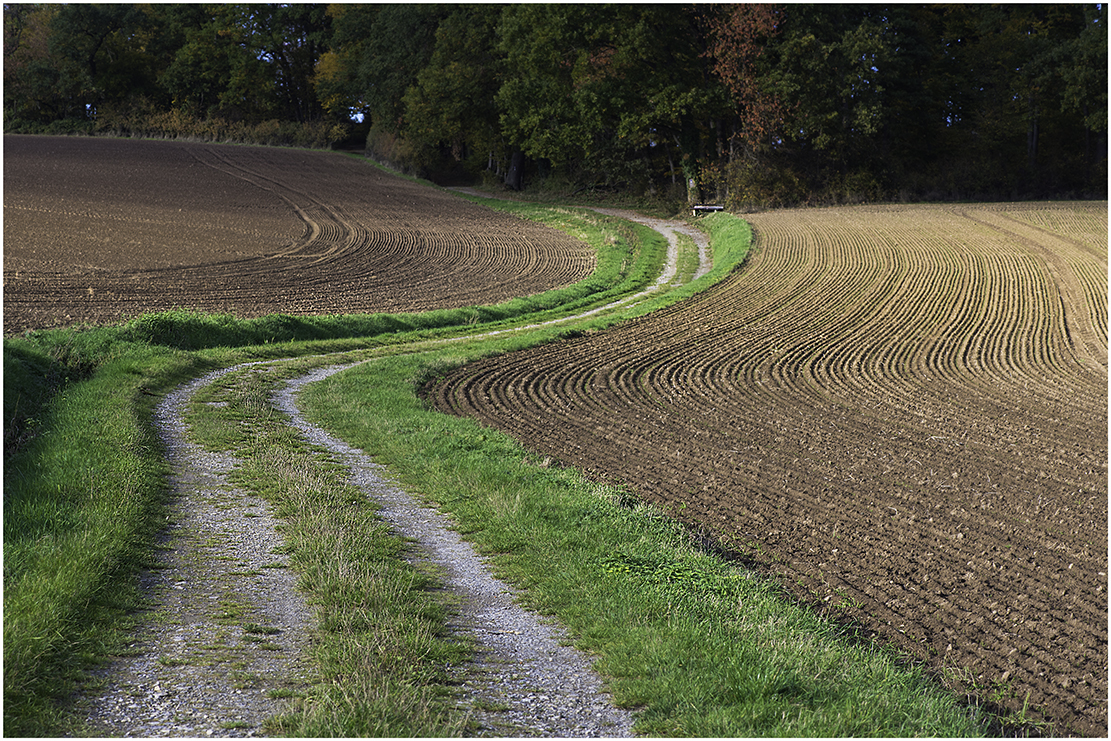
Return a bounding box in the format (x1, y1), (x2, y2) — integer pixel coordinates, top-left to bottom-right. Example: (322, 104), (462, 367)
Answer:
(505, 150), (524, 190)
(1027, 95), (1039, 182)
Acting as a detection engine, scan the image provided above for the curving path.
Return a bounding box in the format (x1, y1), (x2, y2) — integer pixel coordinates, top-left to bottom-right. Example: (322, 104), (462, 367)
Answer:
(276, 364), (637, 737)
(83, 205), (709, 735)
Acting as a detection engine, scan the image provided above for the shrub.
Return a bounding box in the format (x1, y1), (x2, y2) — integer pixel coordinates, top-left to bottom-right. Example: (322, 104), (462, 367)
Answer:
(365, 125), (424, 176)
(723, 159), (808, 212)
(83, 105), (349, 150)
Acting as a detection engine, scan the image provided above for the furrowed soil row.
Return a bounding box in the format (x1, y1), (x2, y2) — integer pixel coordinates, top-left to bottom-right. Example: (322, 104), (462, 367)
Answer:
(3, 136), (595, 333)
(428, 203), (1107, 735)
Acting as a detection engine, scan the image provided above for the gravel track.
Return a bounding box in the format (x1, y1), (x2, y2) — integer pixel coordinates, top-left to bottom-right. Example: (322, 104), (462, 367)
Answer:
(275, 366), (636, 737)
(80, 207), (708, 736)
(84, 366), (314, 737)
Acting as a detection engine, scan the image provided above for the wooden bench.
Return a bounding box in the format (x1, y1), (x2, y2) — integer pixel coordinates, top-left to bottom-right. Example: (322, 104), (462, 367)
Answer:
(691, 205), (724, 216)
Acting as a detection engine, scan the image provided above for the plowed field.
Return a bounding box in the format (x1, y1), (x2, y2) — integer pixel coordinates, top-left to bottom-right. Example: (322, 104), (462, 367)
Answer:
(428, 202), (1108, 735)
(3, 135), (595, 333)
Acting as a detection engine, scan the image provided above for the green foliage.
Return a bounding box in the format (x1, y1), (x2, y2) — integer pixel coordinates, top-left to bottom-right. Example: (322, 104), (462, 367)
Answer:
(324, 4), (444, 132)
(766, 8), (894, 161)
(401, 5), (504, 176)
(1055, 4), (1108, 133)
(2, 3), (1105, 203)
(44, 4), (155, 118)
(88, 106), (349, 148)
(496, 5), (725, 190)
(725, 159), (809, 211)
(3, 325), (146, 456)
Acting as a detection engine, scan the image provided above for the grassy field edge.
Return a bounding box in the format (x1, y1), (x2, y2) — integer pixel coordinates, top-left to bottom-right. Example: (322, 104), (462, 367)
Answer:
(299, 340), (990, 737)
(1, 198), (668, 735)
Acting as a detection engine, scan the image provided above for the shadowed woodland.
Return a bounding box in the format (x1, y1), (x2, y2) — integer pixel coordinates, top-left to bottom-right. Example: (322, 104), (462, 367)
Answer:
(4, 4), (1106, 206)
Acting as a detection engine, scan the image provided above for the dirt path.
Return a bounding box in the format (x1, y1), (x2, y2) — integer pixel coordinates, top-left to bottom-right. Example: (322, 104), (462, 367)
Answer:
(84, 365), (314, 737)
(81, 207), (708, 735)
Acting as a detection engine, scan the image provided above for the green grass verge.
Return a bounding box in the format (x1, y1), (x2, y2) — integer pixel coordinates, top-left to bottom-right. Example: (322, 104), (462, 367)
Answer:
(296, 342), (986, 737)
(3, 339), (202, 735)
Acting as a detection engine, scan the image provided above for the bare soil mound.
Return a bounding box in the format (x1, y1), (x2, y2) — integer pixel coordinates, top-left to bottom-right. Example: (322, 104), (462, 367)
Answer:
(3, 135), (595, 333)
(428, 202), (1108, 736)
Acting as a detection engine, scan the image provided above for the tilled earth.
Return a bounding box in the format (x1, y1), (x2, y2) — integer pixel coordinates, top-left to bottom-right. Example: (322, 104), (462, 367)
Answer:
(8, 135), (1106, 735)
(3, 135), (595, 333)
(427, 202), (1108, 736)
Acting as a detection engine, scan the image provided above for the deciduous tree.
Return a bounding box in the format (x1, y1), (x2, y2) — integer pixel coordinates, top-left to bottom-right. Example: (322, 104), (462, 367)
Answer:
(402, 5), (504, 173)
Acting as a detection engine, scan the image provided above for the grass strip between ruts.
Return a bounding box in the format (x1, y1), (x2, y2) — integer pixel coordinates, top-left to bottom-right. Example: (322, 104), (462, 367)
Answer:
(184, 359), (475, 736)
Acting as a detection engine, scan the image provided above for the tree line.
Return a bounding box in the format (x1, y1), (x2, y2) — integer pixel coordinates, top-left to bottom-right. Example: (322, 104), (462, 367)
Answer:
(4, 4), (1106, 206)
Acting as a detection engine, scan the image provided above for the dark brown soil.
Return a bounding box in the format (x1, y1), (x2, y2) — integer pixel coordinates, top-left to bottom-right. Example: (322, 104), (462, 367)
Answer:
(3, 135), (595, 333)
(427, 203), (1108, 736)
(7, 135), (1105, 734)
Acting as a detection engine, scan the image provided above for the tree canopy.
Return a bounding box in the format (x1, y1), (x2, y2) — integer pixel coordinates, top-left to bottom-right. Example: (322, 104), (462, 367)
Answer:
(4, 3), (1105, 204)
